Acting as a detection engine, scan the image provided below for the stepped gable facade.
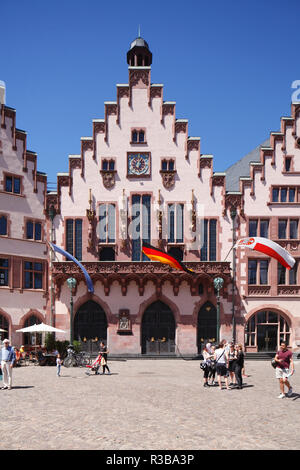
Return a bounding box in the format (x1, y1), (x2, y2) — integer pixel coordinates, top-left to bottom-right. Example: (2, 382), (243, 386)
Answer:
(45, 36), (234, 355)
(226, 103), (300, 353)
(0, 95), (48, 346)
(1, 37), (300, 355)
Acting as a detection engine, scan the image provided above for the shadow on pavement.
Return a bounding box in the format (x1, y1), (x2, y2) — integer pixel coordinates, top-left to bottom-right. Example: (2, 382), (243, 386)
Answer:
(11, 386), (34, 389)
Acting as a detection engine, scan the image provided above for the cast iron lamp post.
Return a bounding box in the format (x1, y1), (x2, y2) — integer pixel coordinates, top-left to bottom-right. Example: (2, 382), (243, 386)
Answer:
(67, 277), (77, 344)
(213, 277), (224, 343)
(48, 205), (56, 327)
(230, 206), (237, 343)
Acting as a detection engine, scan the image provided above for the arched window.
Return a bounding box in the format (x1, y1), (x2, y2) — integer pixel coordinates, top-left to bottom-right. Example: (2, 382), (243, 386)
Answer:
(245, 310), (290, 352)
(23, 314), (42, 346)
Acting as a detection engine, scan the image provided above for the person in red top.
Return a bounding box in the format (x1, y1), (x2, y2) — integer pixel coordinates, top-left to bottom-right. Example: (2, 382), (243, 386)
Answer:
(274, 341), (294, 399)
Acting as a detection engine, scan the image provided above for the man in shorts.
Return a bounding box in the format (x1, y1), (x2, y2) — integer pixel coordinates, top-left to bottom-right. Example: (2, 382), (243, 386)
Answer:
(274, 341), (294, 398)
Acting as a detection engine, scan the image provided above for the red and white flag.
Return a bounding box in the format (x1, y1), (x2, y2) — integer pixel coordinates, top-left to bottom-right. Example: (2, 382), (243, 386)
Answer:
(235, 237), (296, 270)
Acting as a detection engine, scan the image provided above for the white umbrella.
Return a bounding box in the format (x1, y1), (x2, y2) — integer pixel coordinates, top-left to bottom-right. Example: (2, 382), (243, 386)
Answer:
(16, 323), (66, 349)
(16, 323), (65, 333)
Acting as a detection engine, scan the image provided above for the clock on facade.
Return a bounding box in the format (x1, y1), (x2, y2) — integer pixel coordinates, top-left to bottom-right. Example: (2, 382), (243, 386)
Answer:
(127, 153), (150, 176)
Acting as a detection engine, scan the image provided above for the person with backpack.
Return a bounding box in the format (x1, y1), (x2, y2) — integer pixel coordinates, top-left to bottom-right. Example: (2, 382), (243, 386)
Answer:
(201, 343), (213, 387)
(214, 342), (231, 390)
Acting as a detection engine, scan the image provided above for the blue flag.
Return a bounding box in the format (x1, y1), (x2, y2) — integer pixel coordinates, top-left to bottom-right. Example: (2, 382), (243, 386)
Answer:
(49, 242), (94, 294)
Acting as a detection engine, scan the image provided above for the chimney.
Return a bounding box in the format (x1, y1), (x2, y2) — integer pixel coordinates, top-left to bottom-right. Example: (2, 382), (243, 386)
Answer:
(0, 81), (6, 105)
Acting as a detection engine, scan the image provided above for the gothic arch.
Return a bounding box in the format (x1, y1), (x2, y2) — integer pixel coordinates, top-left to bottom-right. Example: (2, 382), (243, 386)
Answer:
(19, 309), (45, 328)
(73, 292), (113, 324)
(136, 292), (180, 325)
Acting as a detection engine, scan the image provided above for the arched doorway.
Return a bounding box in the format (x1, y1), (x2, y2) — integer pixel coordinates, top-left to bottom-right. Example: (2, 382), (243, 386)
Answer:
(74, 301), (107, 353)
(141, 301), (176, 355)
(23, 315), (42, 346)
(197, 302), (217, 354)
(0, 313), (9, 341)
(245, 310), (291, 352)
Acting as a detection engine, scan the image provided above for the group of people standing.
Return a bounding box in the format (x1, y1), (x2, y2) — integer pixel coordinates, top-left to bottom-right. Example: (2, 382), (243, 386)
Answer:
(201, 339), (245, 390)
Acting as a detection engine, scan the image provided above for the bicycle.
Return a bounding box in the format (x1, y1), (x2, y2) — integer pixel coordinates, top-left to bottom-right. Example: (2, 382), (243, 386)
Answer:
(63, 351), (91, 368)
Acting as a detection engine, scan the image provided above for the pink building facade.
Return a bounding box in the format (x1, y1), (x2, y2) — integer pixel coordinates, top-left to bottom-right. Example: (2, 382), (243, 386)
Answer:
(0, 85), (48, 347)
(1, 38), (300, 355)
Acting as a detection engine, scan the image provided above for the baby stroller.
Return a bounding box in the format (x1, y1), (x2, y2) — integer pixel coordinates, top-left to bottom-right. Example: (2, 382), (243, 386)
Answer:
(85, 353), (102, 375)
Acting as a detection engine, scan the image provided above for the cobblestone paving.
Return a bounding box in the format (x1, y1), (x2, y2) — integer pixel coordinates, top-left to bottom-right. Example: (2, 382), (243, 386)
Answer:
(1, 360), (299, 450)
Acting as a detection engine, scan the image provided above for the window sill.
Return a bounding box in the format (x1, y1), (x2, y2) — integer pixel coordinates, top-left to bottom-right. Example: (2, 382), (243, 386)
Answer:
(0, 190), (25, 198)
(130, 142), (148, 145)
(267, 202), (300, 206)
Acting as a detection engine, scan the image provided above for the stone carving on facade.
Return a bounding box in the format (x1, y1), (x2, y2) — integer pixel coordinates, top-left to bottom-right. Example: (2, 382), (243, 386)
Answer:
(223, 194), (242, 216)
(46, 194), (59, 215)
(175, 121), (187, 134)
(248, 285), (271, 296)
(81, 140), (93, 151)
(117, 310), (132, 333)
(100, 170), (116, 189)
(69, 158), (81, 170)
(277, 286), (300, 295)
(162, 104), (175, 116)
(199, 158), (212, 169)
(106, 104), (117, 115)
(150, 86), (162, 99)
(118, 87), (129, 99)
(93, 122), (105, 134)
(160, 170), (176, 189)
(187, 140), (200, 151)
(129, 69), (150, 87)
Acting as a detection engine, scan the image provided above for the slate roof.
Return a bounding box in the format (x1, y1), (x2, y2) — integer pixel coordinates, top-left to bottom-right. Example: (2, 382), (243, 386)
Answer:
(225, 138), (270, 192)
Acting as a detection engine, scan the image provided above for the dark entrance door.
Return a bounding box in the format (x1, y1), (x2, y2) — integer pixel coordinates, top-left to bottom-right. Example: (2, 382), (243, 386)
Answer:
(74, 300), (107, 354)
(142, 301), (176, 355)
(257, 325), (278, 352)
(197, 302), (217, 354)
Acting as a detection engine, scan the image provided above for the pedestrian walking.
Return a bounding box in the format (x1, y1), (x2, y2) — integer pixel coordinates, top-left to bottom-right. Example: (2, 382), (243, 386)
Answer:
(227, 343), (237, 385)
(99, 341), (111, 375)
(208, 345), (217, 385)
(202, 343), (213, 387)
(274, 341), (294, 398)
(214, 342), (231, 390)
(0, 339), (16, 390)
(233, 344), (244, 389)
(56, 354), (62, 377)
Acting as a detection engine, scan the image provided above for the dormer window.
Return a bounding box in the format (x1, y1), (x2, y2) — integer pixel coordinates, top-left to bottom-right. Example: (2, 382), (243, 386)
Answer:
(131, 129), (146, 144)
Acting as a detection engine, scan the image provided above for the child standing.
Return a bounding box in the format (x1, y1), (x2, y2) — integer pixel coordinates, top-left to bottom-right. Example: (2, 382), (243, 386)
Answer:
(56, 354), (62, 377)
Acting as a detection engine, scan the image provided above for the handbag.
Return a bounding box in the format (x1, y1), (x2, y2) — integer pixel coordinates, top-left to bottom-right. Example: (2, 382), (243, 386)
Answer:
(271, 359), (277, 369)
(200, 362), (208, 371)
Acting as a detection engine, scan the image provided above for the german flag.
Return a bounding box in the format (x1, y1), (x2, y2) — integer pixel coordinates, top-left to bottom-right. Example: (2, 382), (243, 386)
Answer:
(142, 242), (195, 274)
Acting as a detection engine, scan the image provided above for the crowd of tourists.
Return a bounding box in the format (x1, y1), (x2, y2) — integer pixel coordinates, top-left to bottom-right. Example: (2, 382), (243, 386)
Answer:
(201, 339), (246, 390)
(200, 339), (295, 397)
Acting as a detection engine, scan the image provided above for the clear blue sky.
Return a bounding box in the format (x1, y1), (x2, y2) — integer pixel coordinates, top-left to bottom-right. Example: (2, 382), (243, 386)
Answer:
(2, 0), (300, 185)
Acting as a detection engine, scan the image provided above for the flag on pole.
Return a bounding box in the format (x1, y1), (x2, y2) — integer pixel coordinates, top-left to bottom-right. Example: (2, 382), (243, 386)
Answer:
(49, 242), (94, 293)
(142, 242), (195, 274)
(235, 237), (295, 270)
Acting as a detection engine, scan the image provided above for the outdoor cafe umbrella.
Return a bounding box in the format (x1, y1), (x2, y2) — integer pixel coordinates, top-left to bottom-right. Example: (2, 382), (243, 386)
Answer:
(16, 323), (66, 348)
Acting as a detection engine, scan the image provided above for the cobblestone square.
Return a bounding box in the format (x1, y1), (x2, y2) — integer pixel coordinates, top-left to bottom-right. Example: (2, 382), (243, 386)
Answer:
(1, 359), (299, 450)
